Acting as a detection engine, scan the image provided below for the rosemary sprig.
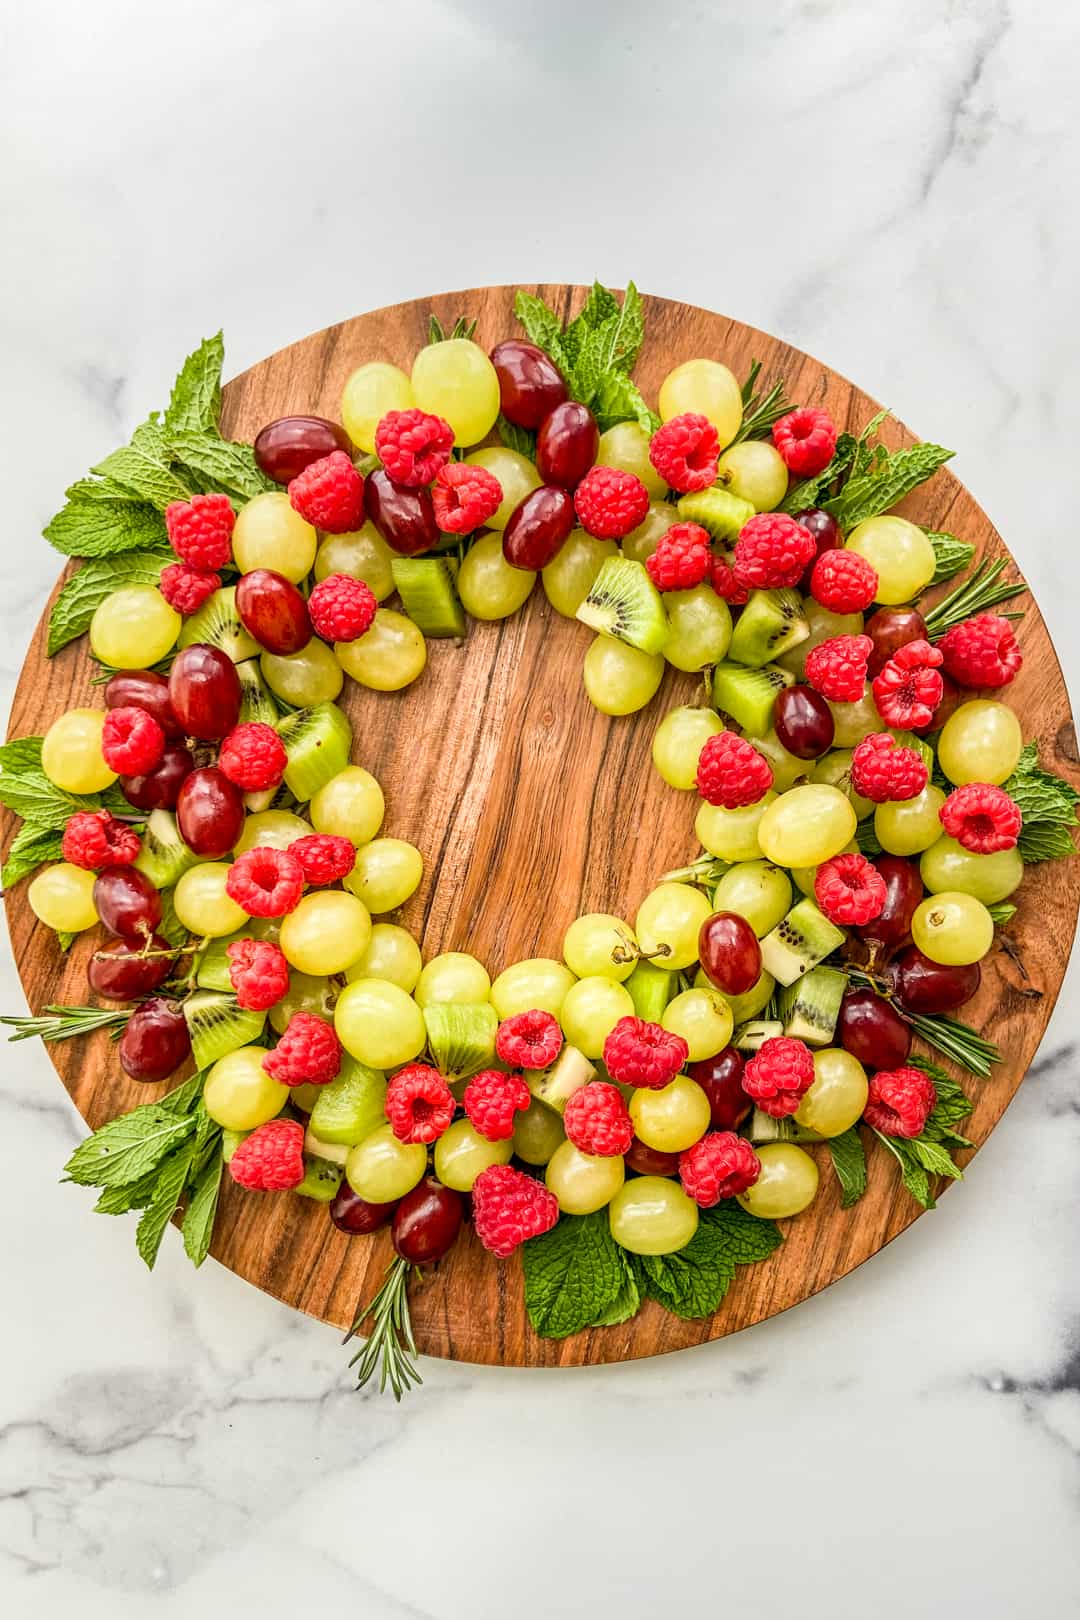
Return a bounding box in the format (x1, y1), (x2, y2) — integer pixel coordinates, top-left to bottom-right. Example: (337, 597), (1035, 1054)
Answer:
(845, 968), (1000, 1077)
(1, 1004), (132, 1043)
(732, 360), (794, 444)
(345, 1255), (421, 1400)
(923, 559), (1027, 639)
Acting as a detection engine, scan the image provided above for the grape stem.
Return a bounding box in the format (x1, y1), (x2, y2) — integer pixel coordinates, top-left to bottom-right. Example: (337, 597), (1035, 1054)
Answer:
(0, 1004), (132, 1043)
(344, 1255), (422, 1400)
(661, 854), (725, 890)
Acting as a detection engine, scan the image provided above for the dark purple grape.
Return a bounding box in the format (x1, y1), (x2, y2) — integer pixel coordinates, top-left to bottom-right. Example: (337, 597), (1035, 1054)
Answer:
(837, 988), (912, 1069)
(254, 415), (352, 484)
(168, 644), (241, 741)
(625, 1139), (681, 1177)
(119, 998), (191, 1082)
(795, 508), (842, 588)
(92, 865), (162, 941)
(856, 856), (923, 950)
(391, 1176), (463, 1263)
(490, 340), (568, 430)
(884, 947), (981, 1015)
(176, 767), (245, 858)
(120, 743), (195, 811)
(536, 402), (599, 489)
(773, 685), (835, 759)
(865, 607), (929, 678)
(235, 568), (312, 655)
(687, 1047), (750, 1130)
(104, 670), (182, 738)
(364, 468), (438, 556)
(88, 933), (178, 1000)
(502, 485), (575, 570)
(330, 1185), (396, 1234)
(698, 911), (762, 996)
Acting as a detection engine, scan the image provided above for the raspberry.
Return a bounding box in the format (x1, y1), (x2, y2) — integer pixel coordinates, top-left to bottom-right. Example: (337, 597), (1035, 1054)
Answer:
(225, 846), (305, 918)
(374, 409), (454, 487)
(814, 852), (887, 926)
(850, 732), (929, 803)
(645, 522), (711, 591)
(463, 1069), (531, 1142)
(288, 451), (365, 533)
(218, 722), (287, 792)
(810, 549), (878, 614)
(742, 1036), (815, 1119)
(871, 639), (944, 729)
(710, 550), (749, 605)
(229, 1118), (306, 1191)
(262, 1010), (341, 1085)
(573, 465), (650, 539)
(61, 809), (140, 870)
(307, 573), (377, 643)
(940, 782), (1022, 853)
(471, 1163), (560, 1258)
(938, 612), (1023, 690)
(805, 634), (874, 703)
(696, 731), (773, 808)
(101, 706), (165, 776)
(226, 937), (290, 1012)
(289, 833), (356, 886)
(603, 1016), (688, 1090)
(563, 1081), (634, 1157)
(772, 407), (838, 477)
(495, 1009), (563, 1069)
(647, 413), (720, 493)
(165, 492), (234, 569)
(863, 1066), (937, 1139)
(432, 461), (502, 533)
(679, 1131), (761, 1206)
(159, 562), (221, 615)
(733, 512), (816, 590)
(384, 1063), (456, 1144)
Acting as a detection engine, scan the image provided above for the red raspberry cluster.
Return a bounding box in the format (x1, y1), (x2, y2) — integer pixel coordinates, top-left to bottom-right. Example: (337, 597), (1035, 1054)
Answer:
(810, 549), (878, 614)
(385, 1064), (456, 1144)
(102, 707), (165, 776)
(647, 413), (720, 493)
(573, 465), (650, 539)
(563, 1082), (634, 1157)
(733, 513), (817, 590)
(62, 810), (141, 870)
(165, 493), (234, 570)
(463, 1070), (531, 1141)
(229, 1119), (306, 1191)
(814, 852), (887, 927)
(603, 1016), (688, 1089)
(696, 731), (773, 808)
(227, 937), (290, 1012)
(940, 782), (1022, 853)
(290, 833), (356, 885)
(433, 462), (503, 533)
(218, 722), (288, 792)
(772, 408), (838, 476)
(263, 1011), (342, 1085)
(308, 573), (377, 643)
(225, 846), (305, 918)
(645, 522), (711, 592)
(472, 1163), (560, 1258)
(679, 1132), (760, 1206)
(805, 634), (874, 703)
(289, 451), (365, 532)
(159, 562), (221, 615)
(863, 1067), (937, 1138)
(742, 1037), (815, 1119)
(374, 410), (454, 487)
(850, 732), (928, 803)
(496, 1009), (563, 1069)
(871, 639), (944, 729)
(938, 612), (1022, 689)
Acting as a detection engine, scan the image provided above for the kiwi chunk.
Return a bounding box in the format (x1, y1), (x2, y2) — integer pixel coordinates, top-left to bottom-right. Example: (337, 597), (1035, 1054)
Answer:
(391, 557), (465, 638)
(308, 1058), (387, 1146)
(277, 701), (352, 801)
(178, 586), (260, 662)
(423, 1002), (498, 1082)
(182, 990), (265, 1068)
(711, 660), (795, 736)
(729, 589), (809, 669)
(294, 1154), (345, 1201)
(196, 933), (252, 993)
(733, 1018), (784, 1052)
(625, 958), (675, 1022)
(760, 899), (846, 987)
(525, 1044), (596, 1113)
(236, 657), (279, 725)
(776, 964), (847, 1046)
(576, 557), (669, 655)
(748, 1108), (823, 1145)
(676, 486), (754, 542)
(134, 809), (199, 889)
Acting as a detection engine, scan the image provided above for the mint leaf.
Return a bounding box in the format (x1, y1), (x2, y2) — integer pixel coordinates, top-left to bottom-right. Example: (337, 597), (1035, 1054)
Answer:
(0, 737), (128, 828)
(987, 901), (1017, 926)
(93, 1169), (160, 1215)
(855, 818), (883, 857)
(577, 281), (621, 332)
(158, 1069), (210, 1116)
(827, 1128), (868, 1207)
(43, 495), (168, 559)
(166, 431), (274, 501)
(823, 443), (955, 528)
(1004, 743), (1079, 863)
(592, 281), (646, 376)
(637, 1201), (781, 1320)
(908, 1055), (974, 1146)
(46, 549), (168, 655)
(591, 1259), (641, 1326)
(164, 333), (225, 437)
(594, 370), (659, 434)
(909, 1136), (964, 1180)
(778, 437), (858, 514)
(181, 1147), (224, 1267)
(873, 1129), (934, 1207)
(522, 1210), (628, 1338)
(1, 821), (63, 887)
(93, 419), (191, 511)
(157, 886), (187, 949)
(1017, 823), (1077, 861)
(927, 530), (975, 585)
(497, 414), (535, 460)
(135, 1140), (196, 1269)
(63, 1103), (195, 1189)
(512, 291), (568, 375)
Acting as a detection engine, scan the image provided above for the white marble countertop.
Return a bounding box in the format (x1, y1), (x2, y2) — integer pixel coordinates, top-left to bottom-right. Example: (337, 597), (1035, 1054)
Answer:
(2, 1), (1079, 1613)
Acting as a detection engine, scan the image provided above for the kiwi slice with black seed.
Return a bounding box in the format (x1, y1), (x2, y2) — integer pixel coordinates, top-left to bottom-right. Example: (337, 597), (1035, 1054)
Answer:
(276, 701), (352, 801)
(525, 1044), (596, 1113)
(134, 809), (199, 889)
(729, 589), (809, 668)
(577, 557), (669, 655)
(423, 1002), (498, 1082)
(676, 486), (754, 542)
(308, 1058), (387, 1145)
(182, 990), (265, 1068)
(391, 557), (465, 638)
(235, 658), (279, 724)
(760, 899), (846, 987)
(776, 964), (847, 1045)
(711, 660), (794, 736)
(733, 1018), (784, 1052)
(178, 586), (260, 662)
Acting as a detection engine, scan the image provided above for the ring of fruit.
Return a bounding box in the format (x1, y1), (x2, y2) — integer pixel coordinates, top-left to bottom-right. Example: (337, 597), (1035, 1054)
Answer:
(3, 283), (1078, 1398)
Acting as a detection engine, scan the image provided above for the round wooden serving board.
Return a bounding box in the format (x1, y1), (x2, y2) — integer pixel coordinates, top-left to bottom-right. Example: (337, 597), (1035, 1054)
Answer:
(6, 287), (1080, 1368)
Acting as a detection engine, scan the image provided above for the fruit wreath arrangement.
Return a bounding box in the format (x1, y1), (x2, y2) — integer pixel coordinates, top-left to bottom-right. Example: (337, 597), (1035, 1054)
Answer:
(2, 284), (1078, 1398)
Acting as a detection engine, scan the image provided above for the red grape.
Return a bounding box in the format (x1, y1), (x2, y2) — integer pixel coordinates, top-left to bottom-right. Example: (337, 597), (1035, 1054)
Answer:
(502, 485), (575, 570)
(119, 997), (191, 1082)
(104, 670), (182, 738)
(856, 856), (923, 951)
(93, 865), (162, 940)
(168, 644), (241, 741)
(795, 508), (842, 588)
(176, 766), (245, 858)
(865, 607), (929, 678)
(490, 340), (568, 430)
(364, 468), (438, 556)
(330, 1185), (396, 1234)
(773, 684), (835, 759)
(698, 911), (762, 996)
(911, 672), (959, 736)
(120, 743), (195, 811)
(235, 568), (312, 655)
(884, 947), (981, 1015)
(837, 988), (911, 1069)
(687, 1046), (751, 1131)
(88, 933), (178, 1000)
(391, 1176), (463, 1264)
(254, 415), (352, 484)
(536, 401), (599, 489)
(625, 1138), (681, 1177)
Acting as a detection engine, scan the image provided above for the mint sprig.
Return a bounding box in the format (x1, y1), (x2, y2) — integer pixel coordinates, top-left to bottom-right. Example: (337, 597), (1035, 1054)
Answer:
(634, 1200), (781, 1319)
(871, 1055), (974, 1209)
(1003, 742), (1080, 864)
(46, 550), (169, 656)
(927, 530), (975, 585)
(522, 1208), (634, 1338)
(826, 1128), (868, 1207)
(822, 441), (955, 529)
(496, 414), (536, 460)
(512, 281), (658, 434)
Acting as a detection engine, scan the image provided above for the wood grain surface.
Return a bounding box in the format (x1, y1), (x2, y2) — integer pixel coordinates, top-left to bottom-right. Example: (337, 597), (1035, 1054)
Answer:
(5, 286), (1079, 1367)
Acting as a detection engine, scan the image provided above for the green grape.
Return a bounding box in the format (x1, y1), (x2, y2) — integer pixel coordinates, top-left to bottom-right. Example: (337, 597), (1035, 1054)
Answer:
(712, 860), (792, 937)
(563, 913), (638, 982)
(269, 971), (336, 1035)
(812, 748), (873, 819)
(28, 863), (98, 932)
(738, 1143), (819, 1218)
(875, 785), (947, 856)
(595, 421), (667, 500)
(261, 640), (343, 706)
(828, 685), (880, 749)
(433, 1119), (514, 1191)
(41, 709), (116, 794)
(414, 951), (491, 1008)
(629, 1075), (710, 1153)
(345, 923), (422, 992)
(289, 1083), (322, 1114)
(341, 362), (414, 453)
(343, 837), (423, 913)
(542, 529), (617, 617)
(663, 585), (732, 672)
(280, 891), (371, 976)
(335, 977), (426, 1067)
(412, 338), (500, 446)
(465, 446), (541, 529)
(513, 1098), (566, 1166)
(314, 524), (395, 599)
(546, 1140), (625, 1215)
(696, 791), (777, 863)
(846, 516), (935, 604)
(720, 966), (775, 1025)
(620, 501), (679, 565)
(758, 784), (857, 869)
(661, 987), (733, 1062)
(911, 891), (994, 965)
(715, 440), (788, 511)
(336, 609), (426, 691)
(755, 728), (811, 792)
(658, 359), (742, 445)
(203, 1046), (285, 1131)
(310, 765), (385, 844)
(89, 585), (180, 669)
(233, 491), (317, 582)
(937, 700), (1023, 786)
(920, 834), (1022, 904)
(490, 958), (576, 1020)
(609, 1175), (700, 1256)
(583, 635), (665, 716)
(560, 976), (635, 1059)
(346, 1123), (426, 1202)
(458, 531), (536, 620)
(652, 705), (723, 790)
(776, 603), (865, 680)
(795, 1048), (868, 1138)
(635, 882), (713, 971)
(790, 840), (858, 897)
(234, 809), (315, 855)
(173, 863), (248, 937)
